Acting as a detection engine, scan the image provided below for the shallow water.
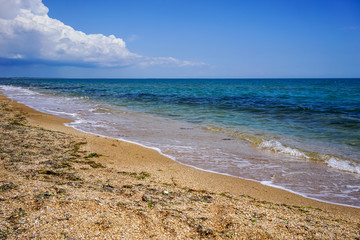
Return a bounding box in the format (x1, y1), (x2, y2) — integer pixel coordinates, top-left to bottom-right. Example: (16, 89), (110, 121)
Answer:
(1, 78), (359, 207)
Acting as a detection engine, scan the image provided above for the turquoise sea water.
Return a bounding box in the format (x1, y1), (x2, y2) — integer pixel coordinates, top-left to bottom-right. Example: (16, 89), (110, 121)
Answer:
(1, 78), (359, 207)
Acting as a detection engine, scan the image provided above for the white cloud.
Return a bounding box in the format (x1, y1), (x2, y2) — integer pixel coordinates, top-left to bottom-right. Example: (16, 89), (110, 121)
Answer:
(0, 0), (203, 68)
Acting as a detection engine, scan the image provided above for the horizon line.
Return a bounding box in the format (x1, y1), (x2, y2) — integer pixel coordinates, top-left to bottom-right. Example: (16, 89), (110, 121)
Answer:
(1, 77), (359, 80)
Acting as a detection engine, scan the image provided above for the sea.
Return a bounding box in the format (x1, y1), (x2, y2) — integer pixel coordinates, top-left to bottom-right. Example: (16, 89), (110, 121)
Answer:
(1, 78), (359, 207)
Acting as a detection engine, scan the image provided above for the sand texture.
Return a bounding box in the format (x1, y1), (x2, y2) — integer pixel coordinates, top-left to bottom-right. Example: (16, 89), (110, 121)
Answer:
(0, 93), (359, 239)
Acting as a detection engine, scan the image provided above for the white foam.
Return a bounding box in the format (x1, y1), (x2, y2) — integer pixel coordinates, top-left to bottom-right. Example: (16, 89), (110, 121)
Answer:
(0, 85), (40, 96)
(326, 157), (360, 174)
(89, 108), (111, 115)
(260, 180), (360, 209)
(45, 109), (78, 117)
(259, 140), (309, 159)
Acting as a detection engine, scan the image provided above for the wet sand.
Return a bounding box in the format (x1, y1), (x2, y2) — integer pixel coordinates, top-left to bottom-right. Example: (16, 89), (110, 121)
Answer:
(1, 92), (359, 239)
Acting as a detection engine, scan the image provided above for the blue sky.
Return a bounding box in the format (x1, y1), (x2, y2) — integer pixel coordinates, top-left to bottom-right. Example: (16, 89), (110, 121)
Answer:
(0, 0), (359, 78)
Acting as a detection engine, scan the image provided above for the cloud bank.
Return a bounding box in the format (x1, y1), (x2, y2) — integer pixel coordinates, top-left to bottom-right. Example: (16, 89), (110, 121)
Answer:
(0, 0), (202, 68)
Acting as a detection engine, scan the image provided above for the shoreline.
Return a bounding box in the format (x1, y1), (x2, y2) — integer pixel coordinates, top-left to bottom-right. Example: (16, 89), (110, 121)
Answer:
(2, 92), (359, 217)
(2, 84), (360, 208)
(57, 127), (360, 210)
(1, 91), (360, 238)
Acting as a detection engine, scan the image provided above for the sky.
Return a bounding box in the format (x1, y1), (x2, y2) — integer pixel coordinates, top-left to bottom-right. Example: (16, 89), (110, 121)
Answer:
(0, 0), (359, 78)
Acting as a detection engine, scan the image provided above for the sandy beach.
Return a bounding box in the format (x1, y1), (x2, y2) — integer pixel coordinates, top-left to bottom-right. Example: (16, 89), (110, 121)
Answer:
(0, 92), (359, 239)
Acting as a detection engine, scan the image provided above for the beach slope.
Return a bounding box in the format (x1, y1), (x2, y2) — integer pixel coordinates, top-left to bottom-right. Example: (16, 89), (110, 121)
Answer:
(0, 93), (359, 239)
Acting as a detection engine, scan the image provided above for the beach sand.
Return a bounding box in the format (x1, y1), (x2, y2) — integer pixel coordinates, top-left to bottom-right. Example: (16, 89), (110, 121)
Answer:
(0, 92), (359, 239)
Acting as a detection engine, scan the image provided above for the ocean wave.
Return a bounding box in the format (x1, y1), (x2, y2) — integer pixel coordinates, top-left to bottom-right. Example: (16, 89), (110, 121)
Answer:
(257, 139), (360, 174)
(45, 109), (78, 117)
(89, 107), (112, 114)
(260, 140), (360, 174)
(259, 140), (309, 158)
(0, 85), (40, 96)
(204, 124), (360, 174)
(325, 157), (360, 174)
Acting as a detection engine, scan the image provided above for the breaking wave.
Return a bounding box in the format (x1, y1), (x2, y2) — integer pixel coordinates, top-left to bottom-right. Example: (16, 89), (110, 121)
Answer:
(204, 125), (360, 174)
